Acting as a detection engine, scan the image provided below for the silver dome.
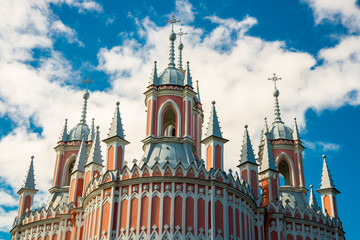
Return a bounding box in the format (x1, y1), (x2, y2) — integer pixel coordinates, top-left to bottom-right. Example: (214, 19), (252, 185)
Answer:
(268, 121), (293, 140)
(158, 68), (184, 86)
(68, 123), (90, 141)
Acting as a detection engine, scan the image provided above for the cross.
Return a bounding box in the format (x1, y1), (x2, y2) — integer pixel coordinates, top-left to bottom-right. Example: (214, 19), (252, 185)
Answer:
(268, 73), (282, 89)
(81, 76), (94, 90)
(176, 28), (187, 42)
(165, 14), (180, 32)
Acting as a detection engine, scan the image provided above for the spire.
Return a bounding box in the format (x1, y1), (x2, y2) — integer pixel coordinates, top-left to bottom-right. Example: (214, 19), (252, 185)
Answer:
(260, 133), (277, 172)
(176, 28), (187, 70)
(150, 61), (158, 85)
(309, 185), (320, 211)
(319, 155), (336, 189)
(88, 118), (95, 141)
(268, 73), (283, 123)
(293, 118), (300, 141)
(73, 135), (87, 173)
(205, 101), (223, 138)
(239, 125), (257, 165)
(165, 15), (180, 68)
(195, 80), (201, 103)
(261, 117), (269, 141)
(22, 156), (36, 190)
(59, 119), (68, 142)
(86, 126), (103, 166)
(184, 61), (193, 87)
(107, 102), (125, 139)
(79, 76), (94, 124)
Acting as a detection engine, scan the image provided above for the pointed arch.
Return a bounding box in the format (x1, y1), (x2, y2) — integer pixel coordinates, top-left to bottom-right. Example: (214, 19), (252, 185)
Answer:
(157, 99), (181, 137)
(61, 153), (77, 186)
(275, 152), (296, 186)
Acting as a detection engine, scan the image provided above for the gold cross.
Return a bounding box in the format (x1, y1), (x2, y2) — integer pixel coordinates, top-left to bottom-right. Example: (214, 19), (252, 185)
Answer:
(268, 73), (282, 89)
(165, 14), (180, 32)
(176, 28), (187, 42)
(82, 76), (94, 90)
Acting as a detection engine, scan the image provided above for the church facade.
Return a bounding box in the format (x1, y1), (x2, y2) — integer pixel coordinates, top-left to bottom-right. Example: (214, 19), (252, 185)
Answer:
(11, 17), (345, 240)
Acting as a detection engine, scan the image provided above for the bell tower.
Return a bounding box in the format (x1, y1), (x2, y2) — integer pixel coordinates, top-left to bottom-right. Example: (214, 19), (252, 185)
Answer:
(141, 15), (203, 168)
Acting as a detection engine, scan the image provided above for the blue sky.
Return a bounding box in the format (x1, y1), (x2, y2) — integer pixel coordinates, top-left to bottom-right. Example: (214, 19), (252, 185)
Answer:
(0, 0), (359, 238)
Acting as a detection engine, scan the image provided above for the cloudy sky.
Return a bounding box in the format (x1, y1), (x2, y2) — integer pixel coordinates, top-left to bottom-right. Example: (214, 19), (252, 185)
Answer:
(0, 0), (359, 238)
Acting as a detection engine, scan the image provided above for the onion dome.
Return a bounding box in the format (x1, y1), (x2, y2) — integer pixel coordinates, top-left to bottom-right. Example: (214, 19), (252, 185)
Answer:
(158, 68), (184, 86)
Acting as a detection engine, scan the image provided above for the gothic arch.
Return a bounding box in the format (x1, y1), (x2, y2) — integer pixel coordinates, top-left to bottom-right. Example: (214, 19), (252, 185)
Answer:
(157, 99), (181, 137)
(275, 152), (296, 186)
(61, 154), (77, 186)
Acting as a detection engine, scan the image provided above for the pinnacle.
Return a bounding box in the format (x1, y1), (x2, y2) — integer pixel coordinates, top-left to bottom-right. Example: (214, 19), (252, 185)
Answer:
(72, 135), (87, 173)
(87, 126), (103, 166)
(22, 156), (36, 190)
(185, 61), (193, 87)
(260, 132), (277, 173)
(107, 102), (125, 139)
(205, 101), (223, 139)
(239, 125), (257, 165)
(293, 118), (300, 141)
(309, 185), (320, 211)
(319, 155), (336, 190)
(59, 119), (68, 142)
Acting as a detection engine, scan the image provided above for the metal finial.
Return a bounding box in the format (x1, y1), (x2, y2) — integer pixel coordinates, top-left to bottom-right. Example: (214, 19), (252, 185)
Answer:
(165, 14), (180, 32)
(82, 76), (94, 91)
(268, 73), (281, 89)
(176, 28), (187, 70)
(268, 73), (283, 122)
(166, 15), (180, 68)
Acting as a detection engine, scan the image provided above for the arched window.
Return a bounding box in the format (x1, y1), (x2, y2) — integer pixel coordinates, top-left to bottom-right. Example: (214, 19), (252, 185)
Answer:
(162, 107), (176, 137)
(66, 161), (75, 186)
(278, 160), (291, 186)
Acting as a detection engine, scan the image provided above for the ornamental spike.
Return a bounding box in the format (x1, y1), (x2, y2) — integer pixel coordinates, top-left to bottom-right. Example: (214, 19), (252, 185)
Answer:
(185, 61), (193, 87)
(205, 101), (222, 138)
(260, 132), (277, 173)
(319, 155), (335, 189)
(309, 185), (320, 211)
(239, 125), (257, 165)
(59, 119), (68, 142)
(108, 102), (125, 139)
(293, 118), (300, 141)
(73, 135), (87, 173)
(165, 15), (180, 68)
(87, 126), (103, 166)
(150, 61), (158, 85)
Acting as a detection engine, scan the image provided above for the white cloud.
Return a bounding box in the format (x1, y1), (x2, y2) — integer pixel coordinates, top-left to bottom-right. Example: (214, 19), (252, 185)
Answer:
(303, 140), (341, 152)
(303, 0), (360, 32)
(51, 20), (84, 46)
(0, 207), (17, 232)
(50, 0), (103, 13)
(175, 0), (195, 24)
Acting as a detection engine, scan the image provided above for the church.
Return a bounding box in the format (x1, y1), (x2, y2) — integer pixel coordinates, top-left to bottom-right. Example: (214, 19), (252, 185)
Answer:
(11, 16), (345, 240)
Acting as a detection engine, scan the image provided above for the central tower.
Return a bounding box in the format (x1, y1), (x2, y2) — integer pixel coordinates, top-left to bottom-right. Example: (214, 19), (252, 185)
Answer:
(141, 15), (203, 168)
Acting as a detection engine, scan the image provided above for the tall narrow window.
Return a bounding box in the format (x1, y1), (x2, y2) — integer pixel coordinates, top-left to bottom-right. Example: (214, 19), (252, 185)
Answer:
(66, 161), (75, 186)
(163, 107), (176, 137)
(278, 160), (291, 186)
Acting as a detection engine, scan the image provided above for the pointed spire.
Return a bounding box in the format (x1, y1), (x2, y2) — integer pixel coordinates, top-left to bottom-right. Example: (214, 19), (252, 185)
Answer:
(205, 101), (223, 138)
(268, 73), (283, 123)
(261, 117), (269, 141)
(108, 102), (125, 139)
(88, 118), (95, 141)
(293, 118), (300, 141)
(239, 125), (257, 165)
(73, 135), (87, 173)
(87, 126), (103, 166)
(319, 155), (336, 189)
(165, 15), (180, 68)
(184, 61), (193, 87)
(176, 28), (187, 70)
(309, 185), (320, 211)
(195, 80), (201, 103)
(22, 156), (36, 190)
(80, 90), (90, 124)
(260, 133), (277, 172)
(150, 61), (158, 85)
(59, 119), (68, 142)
